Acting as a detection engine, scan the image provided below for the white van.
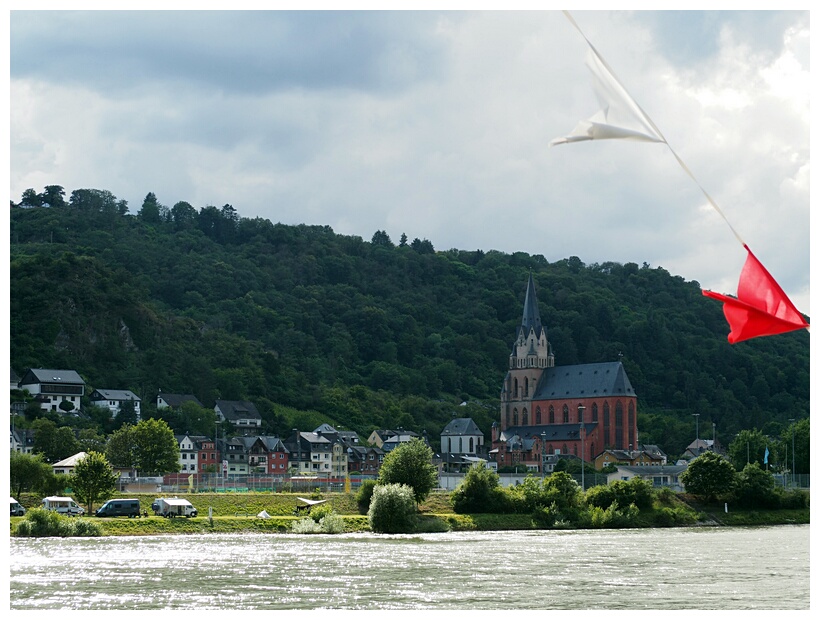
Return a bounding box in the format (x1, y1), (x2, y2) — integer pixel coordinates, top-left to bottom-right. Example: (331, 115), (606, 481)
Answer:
(151, 497), (197, 518)
(10, 497), (26, 516)
(41, 496), (84, 516)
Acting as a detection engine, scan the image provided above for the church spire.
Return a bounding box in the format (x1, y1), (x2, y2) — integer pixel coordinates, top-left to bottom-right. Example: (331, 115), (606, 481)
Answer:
(519, 272), (543, 339)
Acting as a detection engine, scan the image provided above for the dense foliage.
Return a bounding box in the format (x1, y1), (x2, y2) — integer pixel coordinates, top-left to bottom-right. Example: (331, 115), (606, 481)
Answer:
(377, 438), (439, 503)
(367, 483), (419, 533)
(680, 451), (738, 501)
(10, 187), (810, 458)
(70, 451), (119, 513)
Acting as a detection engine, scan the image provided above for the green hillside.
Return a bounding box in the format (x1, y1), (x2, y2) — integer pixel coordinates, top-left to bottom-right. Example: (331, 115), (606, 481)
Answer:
(9, 187), (810, 458)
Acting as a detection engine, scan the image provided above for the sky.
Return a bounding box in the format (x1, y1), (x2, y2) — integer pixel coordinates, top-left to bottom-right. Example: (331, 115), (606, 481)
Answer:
(7, 6), (812, 318)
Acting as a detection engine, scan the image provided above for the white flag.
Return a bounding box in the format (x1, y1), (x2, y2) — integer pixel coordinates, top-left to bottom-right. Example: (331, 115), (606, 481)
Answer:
(551, 48), (665, 146)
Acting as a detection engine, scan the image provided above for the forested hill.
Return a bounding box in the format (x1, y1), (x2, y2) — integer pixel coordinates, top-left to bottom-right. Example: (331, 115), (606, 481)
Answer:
(9, 189), (810, 458)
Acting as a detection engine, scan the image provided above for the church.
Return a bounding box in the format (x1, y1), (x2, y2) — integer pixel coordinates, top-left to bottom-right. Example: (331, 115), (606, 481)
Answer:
(490, 274), (638, 472)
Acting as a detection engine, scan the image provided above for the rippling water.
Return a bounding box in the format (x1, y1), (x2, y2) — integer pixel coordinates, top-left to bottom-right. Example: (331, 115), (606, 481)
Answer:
(9, 525), (809, 610)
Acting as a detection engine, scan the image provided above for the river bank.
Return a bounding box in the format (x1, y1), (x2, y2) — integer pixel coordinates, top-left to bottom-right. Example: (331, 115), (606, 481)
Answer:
(9, 491), (809, 536)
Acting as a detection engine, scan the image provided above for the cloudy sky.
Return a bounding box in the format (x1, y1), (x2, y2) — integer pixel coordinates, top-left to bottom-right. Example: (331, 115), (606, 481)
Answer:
(8, 7), (811, 317)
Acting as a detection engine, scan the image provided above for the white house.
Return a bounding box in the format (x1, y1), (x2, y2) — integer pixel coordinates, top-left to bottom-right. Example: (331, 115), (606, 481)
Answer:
(52, 452), (88, 476)
(156, 393), (203, 409)
(89, 389), (141, 419)
(17, 368), (85, 413)
(214, 400), (263, 429)
(175, 434), (203, 473)
(606, 464), (689, 491)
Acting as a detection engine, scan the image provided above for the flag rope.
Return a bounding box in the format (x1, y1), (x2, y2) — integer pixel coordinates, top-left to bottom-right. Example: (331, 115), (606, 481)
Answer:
(561, 10), (746, 247)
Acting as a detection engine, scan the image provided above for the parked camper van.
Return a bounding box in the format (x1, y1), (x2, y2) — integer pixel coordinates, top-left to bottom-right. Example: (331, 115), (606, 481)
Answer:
(10, 497), (26, 516)
(41, 496), (84, 516)
(95, 499), (142, 518)
(152, 497), (197, 518)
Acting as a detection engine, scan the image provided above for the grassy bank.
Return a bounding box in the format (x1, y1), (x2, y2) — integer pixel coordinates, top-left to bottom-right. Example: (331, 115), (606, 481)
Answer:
(10, 491), (807, 536)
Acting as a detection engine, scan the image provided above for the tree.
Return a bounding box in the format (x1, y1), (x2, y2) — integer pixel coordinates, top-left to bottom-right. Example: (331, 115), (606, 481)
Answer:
(114, 400), (138, 427)
(727, 428), (769, 471)
(138, 192), (162, 223)
(131, 418), (180, 476)
(367, 483), (418, 533)
(735, 462), (778, 509)
(371, 230), (393, 247)
(32, 419), (80, 463)
(10, 452), (53, 498)
(377, 438), (438, 504)
(451, 461), (509, 514)
(681, 451), (737, 502)
(106, 424), (137, 469)
(58, 399), (75, 414)
(70, 451), (119, 514)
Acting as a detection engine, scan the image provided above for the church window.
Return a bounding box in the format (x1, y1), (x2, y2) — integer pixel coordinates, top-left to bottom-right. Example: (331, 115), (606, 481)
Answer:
(549, 406), (555, 424)
(563, 405), (569, 423)
(536, 407), (542, 424)
(615, 401), (624, 448)
(603, 403), (611, 446)
(592, 403), (598, 422)
(522, 408), (528, 425)
(459, 438), (463, 452)
(513, 409), (519, 426)
(514, 378), (519, 398)
(469, 437), (474, 452)
(524, 377), (529, 397)
(563, 443), (568, 454)
(628, 402), (635, 450)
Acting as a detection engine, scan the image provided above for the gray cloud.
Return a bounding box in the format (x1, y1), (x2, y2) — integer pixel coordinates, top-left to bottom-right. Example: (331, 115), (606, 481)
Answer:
(10, 10), (810, 316)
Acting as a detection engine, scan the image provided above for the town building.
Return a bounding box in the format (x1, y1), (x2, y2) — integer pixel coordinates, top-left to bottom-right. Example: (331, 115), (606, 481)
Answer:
(156, 393), (203, 409)
(214, 400), (263, 431)
(491, 275), (639, 472)
(89, 388), (142, 419)
(17, 368), (85, 413)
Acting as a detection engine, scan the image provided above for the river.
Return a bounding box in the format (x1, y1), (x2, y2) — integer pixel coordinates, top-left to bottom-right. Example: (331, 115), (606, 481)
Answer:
(8, 525), (809, 610)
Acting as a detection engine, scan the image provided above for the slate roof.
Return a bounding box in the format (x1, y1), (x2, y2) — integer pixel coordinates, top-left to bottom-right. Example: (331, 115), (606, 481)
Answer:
(500, 423), (595, 443)
(532, 361), (636, 401)
(157, 393), (203, 408)
(90, 389), (141, 402)
(20, 368), (85, 385)
(215, 400), (262, 421)
(441, 417), (483, 436)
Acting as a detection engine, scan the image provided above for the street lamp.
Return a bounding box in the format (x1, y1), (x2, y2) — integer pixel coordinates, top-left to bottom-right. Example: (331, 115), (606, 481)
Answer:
(578, 404), (586, 491)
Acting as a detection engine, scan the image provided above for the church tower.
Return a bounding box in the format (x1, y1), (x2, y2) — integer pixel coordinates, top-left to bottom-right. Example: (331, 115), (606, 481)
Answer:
(499, 273), (553, 430)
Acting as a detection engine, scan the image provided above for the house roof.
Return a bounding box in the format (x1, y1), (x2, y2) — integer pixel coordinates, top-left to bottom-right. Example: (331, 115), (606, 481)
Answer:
(52, 452), (88, 467)
(215, 400), (262, 421)
(614, 465), (688, 475)
(20, 368), (85, 385)
(500, 423), (594, 444)
(157, 393), (203, 407)
(441, 417), (483, 437)
(91, 389), (140, 402)
(531, 361), (636, 401)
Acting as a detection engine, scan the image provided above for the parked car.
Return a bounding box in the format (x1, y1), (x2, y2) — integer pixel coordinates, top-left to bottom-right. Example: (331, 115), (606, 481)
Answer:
(10, 497), (26, 517)
(95, 499), (142, 518)
(41, 496), (84, 516)
(152, 497), (197, 518)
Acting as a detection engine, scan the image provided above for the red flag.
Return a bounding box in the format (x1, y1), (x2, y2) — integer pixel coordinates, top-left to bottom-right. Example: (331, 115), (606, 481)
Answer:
(703, 245), (808, 344)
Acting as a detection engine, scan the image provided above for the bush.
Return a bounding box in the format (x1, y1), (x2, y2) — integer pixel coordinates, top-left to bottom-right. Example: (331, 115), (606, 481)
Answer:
(589, 501), (639, 528)
(451, 462), (510, 514)
(584, 484), (616, 510)
(318, 513), (346, 534)
(368, 483), (418, 533)
(377, 439), (438, 504)
(291, 517), (321, 533)
(356, 480), (378, 514)
(735, 463), (778, 509)
(309, 503), (334, 523)
(655, 486), (676, 506)
(13, 508), (102, 537)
